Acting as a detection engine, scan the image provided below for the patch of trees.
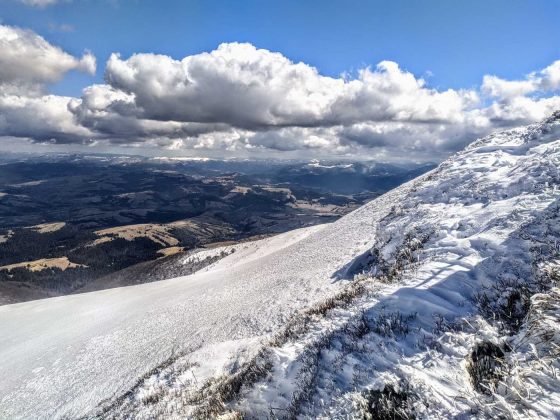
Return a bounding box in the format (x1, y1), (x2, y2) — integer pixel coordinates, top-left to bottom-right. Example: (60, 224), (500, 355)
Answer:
(0, 233), (162, 293)
(0, 225), (94, 265)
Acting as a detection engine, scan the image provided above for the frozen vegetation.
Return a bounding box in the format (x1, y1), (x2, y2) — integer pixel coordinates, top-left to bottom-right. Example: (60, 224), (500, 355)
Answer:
(1, 113), (560, 418)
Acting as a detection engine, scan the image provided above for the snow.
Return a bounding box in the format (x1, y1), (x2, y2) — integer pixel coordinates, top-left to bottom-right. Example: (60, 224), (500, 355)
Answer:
(1, 114), (560, 418)
(0, 181), (406, 418)
(224, 113), (560, 419)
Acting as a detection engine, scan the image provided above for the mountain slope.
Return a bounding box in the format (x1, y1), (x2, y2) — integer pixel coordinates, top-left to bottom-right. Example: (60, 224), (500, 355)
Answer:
(1, 114), (560, 419)
(0, 182), (406, 418)
(219, 113), (560, 419)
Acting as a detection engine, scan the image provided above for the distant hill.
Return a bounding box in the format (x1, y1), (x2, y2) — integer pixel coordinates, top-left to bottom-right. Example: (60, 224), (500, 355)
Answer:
(0, 156), (432, 303)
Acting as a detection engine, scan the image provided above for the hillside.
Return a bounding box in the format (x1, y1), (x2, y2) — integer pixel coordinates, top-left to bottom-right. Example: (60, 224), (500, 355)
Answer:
(1, 113), (560, 419)
(0, 156), (429, 304)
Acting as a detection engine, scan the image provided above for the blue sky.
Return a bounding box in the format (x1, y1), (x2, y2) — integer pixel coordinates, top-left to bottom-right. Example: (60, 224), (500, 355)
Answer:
(2, 0), (559, 97)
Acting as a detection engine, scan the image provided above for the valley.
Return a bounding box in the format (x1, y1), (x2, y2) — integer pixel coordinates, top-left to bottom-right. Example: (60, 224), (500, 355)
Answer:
(0, 155), (432, 303)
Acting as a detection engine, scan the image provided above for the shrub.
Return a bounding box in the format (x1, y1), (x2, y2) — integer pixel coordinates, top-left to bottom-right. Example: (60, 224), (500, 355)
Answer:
(371, 311), (417, 338)
(465, 341), (507, 395)
(360, 383), (419, 420)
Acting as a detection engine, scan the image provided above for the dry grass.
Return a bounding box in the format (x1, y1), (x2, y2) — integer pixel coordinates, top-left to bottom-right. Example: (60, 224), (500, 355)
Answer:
(28, 222), (66, 233)
(157, 246), (185, 257)
(192, 349), (274, 418)
(371, 311), (417, 338)
(465, 341), (507, 394)
(359, 382), (421, 420)
(94, 223), (179, 247)
(0, 256), (85, 272)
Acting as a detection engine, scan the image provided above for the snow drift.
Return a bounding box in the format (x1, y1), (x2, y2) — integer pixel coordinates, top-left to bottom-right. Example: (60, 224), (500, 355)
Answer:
(1, 113), (560, 419)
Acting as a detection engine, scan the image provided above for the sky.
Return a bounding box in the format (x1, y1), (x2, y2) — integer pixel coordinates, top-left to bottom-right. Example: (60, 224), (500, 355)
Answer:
(0, 0), (559, 161)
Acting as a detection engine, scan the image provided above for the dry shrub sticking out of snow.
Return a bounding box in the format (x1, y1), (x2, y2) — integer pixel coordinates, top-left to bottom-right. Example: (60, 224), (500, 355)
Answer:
(358, 381), (427, 420)
(192, 349), (274, 418)
(351, 226), (432, 284)
(488, 287), (560, 418)
(465, 341), (508, 394)
(370, 311), (418, 338)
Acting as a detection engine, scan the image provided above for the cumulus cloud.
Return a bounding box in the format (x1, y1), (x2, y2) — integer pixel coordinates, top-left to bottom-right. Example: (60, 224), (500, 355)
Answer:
(68, 43), (488, 157)
(65, 43), (494, 158)
(482, 60), (560, 100)
(480, 60), (560, 125)
(1, 25), (560, 161)
(482, 75), (537, 99)
(100, 44), (342, 128)
(0, 25), (95, 92)
(0, 24), (96, 142)
(0, 94), (94, 142)
(95, 45), (476, 129)
(540, 60), (560, 91)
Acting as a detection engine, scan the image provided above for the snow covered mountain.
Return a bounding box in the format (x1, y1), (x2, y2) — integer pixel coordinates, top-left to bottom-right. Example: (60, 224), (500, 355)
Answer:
(1, 113), (560, 419)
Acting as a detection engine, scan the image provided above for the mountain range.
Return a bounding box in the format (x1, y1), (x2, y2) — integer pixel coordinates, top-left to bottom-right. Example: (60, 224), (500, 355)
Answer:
(0, 155), (431, 304)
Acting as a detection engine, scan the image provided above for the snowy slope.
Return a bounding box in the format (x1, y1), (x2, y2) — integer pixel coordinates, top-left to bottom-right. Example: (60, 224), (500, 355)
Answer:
(218, 113), (560, 419)
(1, 113), (560, 419)
(0, 179), (408, 419)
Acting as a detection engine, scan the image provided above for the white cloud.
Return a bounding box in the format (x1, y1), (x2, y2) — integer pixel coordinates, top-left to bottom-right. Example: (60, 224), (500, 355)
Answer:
(482, 60), (560, 102)
(479, 60), (560, 125)
(482, 75), (537, 99)
(97, 45), (477, 129)
(0, 94), (93, 142)
(0, 25), (95, 92)
(101, 44), (341, 128)
(0, 25), (96, 142)
(483, 95), (560, 125)
(539, 60), (560, 91)
(67, 43), (491, 159)
(1, 26), (560, 161)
